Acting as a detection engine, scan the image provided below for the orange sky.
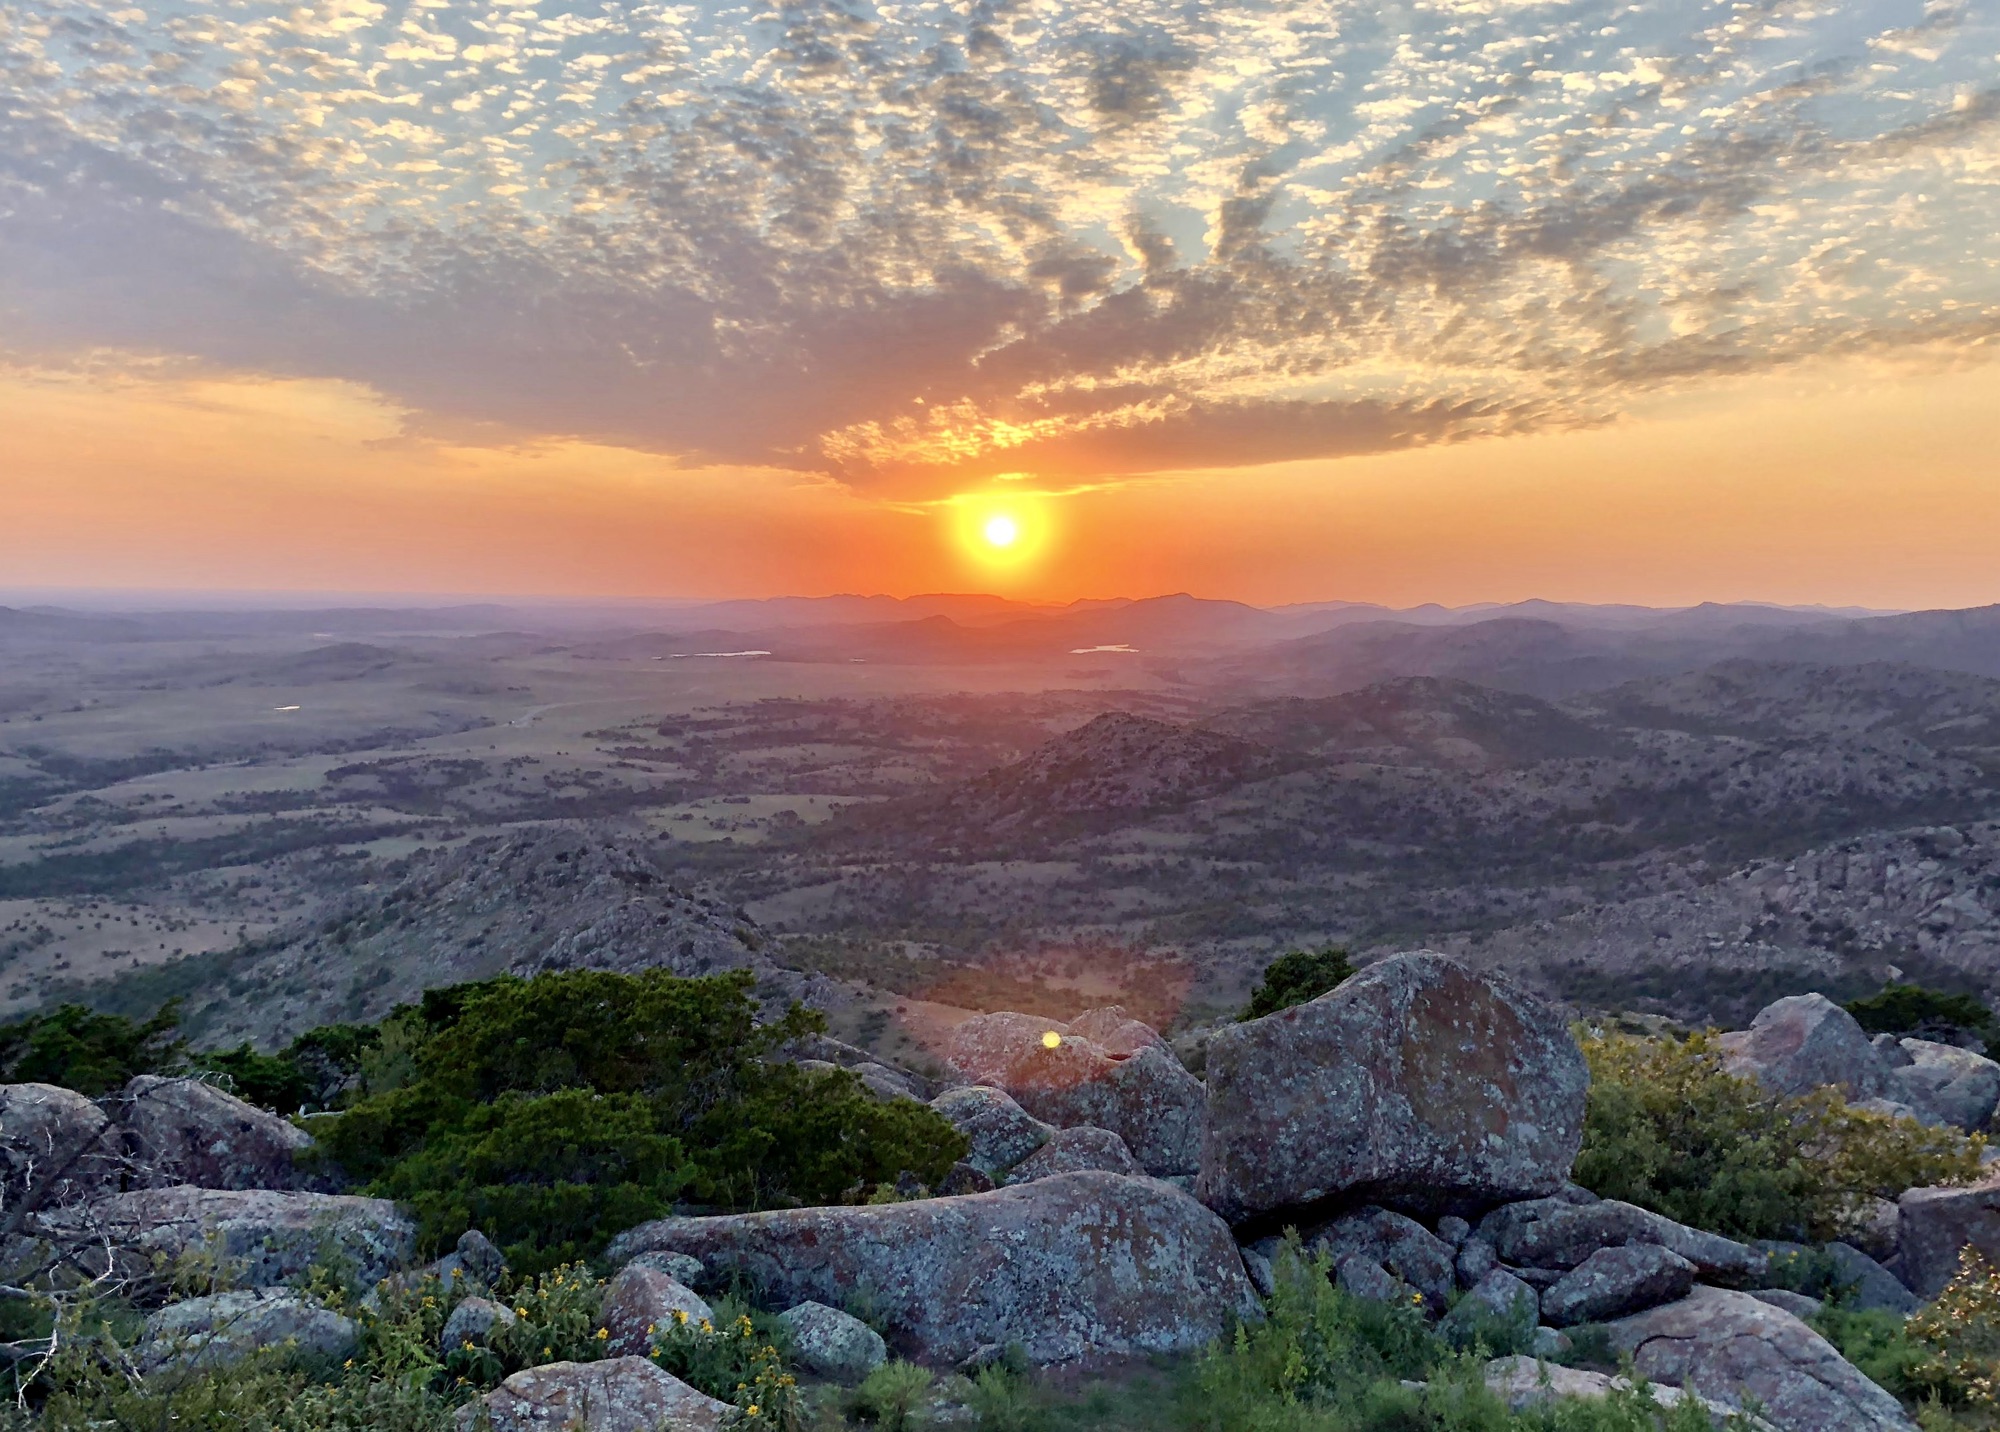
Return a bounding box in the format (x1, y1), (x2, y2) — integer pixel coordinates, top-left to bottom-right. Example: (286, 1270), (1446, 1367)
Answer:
(3, 349), (1997, 611)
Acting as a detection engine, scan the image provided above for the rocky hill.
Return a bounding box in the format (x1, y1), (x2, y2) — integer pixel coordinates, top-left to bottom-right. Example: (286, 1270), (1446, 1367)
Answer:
(143, 828), (828, 1047)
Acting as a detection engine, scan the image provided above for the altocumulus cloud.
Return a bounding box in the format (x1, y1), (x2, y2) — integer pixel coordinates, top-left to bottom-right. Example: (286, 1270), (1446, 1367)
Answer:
(1, 0), (1997, 494)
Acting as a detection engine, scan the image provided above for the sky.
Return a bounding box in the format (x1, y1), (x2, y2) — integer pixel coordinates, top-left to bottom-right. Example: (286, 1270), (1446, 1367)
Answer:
(2, 0), (1997, 607)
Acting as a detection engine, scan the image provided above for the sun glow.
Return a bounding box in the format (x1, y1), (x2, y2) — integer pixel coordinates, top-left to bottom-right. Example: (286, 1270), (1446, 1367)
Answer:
(950, 491), (1052, 577)
(984, 514), (1020, 547)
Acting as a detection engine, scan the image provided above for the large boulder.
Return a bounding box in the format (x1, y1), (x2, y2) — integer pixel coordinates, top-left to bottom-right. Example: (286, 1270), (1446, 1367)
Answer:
(1823, 1242), (1918, 1315)
(1479, 1197), (1762, 1282)
(942, 1014), (1203, 1177)
(1004, 1126), (1142, 1184)
(1481, 1355), (1764, 1424)
(777, 1301), (888, 1383)
(35, 1185), (414, 1288)
(1890, 1040), (2000, 1132)
(121, 1076), (318, 1190)
(454, 1357), (732, 1432)
(1719, 995), (1889, 1102)
(138, 1289), (358, 1371)
(1304, 1207), (1456, 1309)
(928, 1086), (1053, 1179)
(1604, 1286), (1916, 1432)
(0, 1083), (121, 1211)
(1539, 1244), (1696, 1326)
(1066, 1007), (1170, 1057)
(599, 1262), (712, 1356)
(605, 1171), (1258, 1366)
(1437, 1269), (1537, 1350)
(1898, 1178), (2000, 1298)
(1198, 954), (1587, 1224)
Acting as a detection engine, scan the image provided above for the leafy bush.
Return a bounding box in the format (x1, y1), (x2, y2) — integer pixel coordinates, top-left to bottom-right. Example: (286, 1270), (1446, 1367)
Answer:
(648, 1305), (800, 1431)
(0, 1000), (185, 1095)
(1846, 984), (1995, 1053)
(316, 968), (967, 1270)
(1908, 1247), (2000, 1414)
(846, 1361), (935, 1431)
(1242, 948), (1356, 1021)
(1809, 1305), (1930, 1406)
(1574, 1031), (1983, 1241)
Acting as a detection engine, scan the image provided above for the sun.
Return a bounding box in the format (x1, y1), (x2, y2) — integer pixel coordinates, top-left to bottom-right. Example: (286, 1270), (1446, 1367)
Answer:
(984, 514), (1020, 548)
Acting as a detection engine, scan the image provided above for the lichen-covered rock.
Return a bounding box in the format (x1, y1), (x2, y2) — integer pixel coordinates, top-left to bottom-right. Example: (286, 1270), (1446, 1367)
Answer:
(937, 1162), (997, 1196)
(777, 1301), (888, 1382)
(1749, 1289), (1826, 1319)
(0, 1083), (120, 1210)
(441, 1295), (516, 1353)
(1890, 1040), (2000, 1132)
(1066, 1007), (1170, 1058)
(454, 1357), (732, 1432)
(1305, 1207), (1455, 1309)
(624, 1250), (706, 1287)
(1898, 1178), (2000, 1298)
(1454, 1237), (1498, 1288)
(139, 1289), (358, 1371)
(943, 1015), (1203, 1177)
(1823, 1242), (1917, 1315)
(1480, 1355), (1760, 1423)
(1333, 1254), (1409, 1305)
(1197, 954), (1587, 1223)
(1438, 1269), (1536, 1349)
(121, 1076), (318, 1191)
(1718, 995), (1890, 1102)
(1004, 1126), (1141, 1184)
(36, 1185), (414, 1288)
(435, 1228), (508, 1288)
(605, 1171), (1258, 1366)
(929, 1086), (1053, 1179)
(600, 1263), (713, 1356)
(1605, 1286), (1916, 1432)
(1539, 1245), (1696, 1327)
(1479, 1197), (1761, 1282)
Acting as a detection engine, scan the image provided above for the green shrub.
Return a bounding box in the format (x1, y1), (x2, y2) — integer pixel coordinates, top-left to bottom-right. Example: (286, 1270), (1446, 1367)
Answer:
(1908, 1247), (2000, 1414)
(1242, 948), (1356, 1021)
(846, 1361), (934, 1431)
(1574, 1031), (1984, 1241)
(191, 1042), (317, 1113)
(650, 1307), (800, 1431)
(317, 969), (967, 1271)
(0, 1000), (185, 1095)
(1810, 1305), (1930, 1405)
(1846, 984), (1995, 1052)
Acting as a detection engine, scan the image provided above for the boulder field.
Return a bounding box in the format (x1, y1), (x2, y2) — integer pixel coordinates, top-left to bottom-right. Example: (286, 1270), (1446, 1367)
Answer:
(14, 952), (2000, 1432)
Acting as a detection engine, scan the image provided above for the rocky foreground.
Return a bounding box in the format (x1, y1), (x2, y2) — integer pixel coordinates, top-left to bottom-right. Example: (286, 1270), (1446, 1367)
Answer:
(10, 952), (2000, 1431)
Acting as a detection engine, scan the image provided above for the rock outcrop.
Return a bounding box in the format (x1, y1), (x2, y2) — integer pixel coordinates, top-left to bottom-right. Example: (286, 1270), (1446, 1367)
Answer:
(1198, 954), (1587, 1224)
(1718, 995), (1889, 1102)
(1479, 1197), (1762, 1282)
(138, 1289), (359, 1371)
(1538, 1245), (1696, 1326)
(928, 1086), (1053, 1179)
(1604, 1286), (1916, 1432)
(605, 1171), (1258, 1366)
(1003, 1126), (1142, 1184)
(1305, 1207), (1456, 1310)
(121, 1076), (318, 1191)
(1890, 1040), (2000, 1131)
(0, 1083), (120, 1210)
(942, 1013), (1203, 1177)
(37, 1185), (414, 1288)
(599, 1263), (712, 1356)
(776, 1301), (888, 1382)
(454, 1357), (732, 1432)
(1898, 1178), (2000, 1298)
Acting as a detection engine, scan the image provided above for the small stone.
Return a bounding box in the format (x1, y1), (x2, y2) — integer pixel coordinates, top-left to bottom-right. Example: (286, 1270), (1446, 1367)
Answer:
(1334, 1255), (1410, 1306)
(1455, 1237), (1498, 1288)
(1436, 1216), (1471, 1247)
(441, 1296), (517, 1354)
(1540, 1245), (1697, 1327)
(777, 1301), (888, 1383)
(1529, 1326), (1571, 1359)
(600, 1264), (713, 1357)
(936, 1161), (996, 1196)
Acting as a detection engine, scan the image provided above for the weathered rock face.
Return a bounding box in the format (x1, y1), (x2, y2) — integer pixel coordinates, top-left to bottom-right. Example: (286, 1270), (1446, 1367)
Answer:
(1438, 1269), (1537, 1349)
(942, 1014), (1203, 1177)
(1198, 954), (1588, 1224)
(139, 1289), (359, 1371)
(441, 1295), (517, 1353)
(121, 1076), (318, 1191)
(605, 1171), (1259, 1367)
(599, 1263), (712, 1357)
(624, 1250), (706, 1287)
(1718, 995), (1889, 1102)
(1305, 1207), (1456, 1310)
(1066, 1007), (1170, 1058)
(1605, 1286), (1916, 1432)
(1004, 1126), (1142, 1184)
(37, 1186), (415, 1288)
(1890, 1040), (2000, 1132)
(929, 1086), (1054, 1179)
(0, 1083), (121, 1210)
(454, 1357), (732, 1432)
(1823, 1242), (1918, 1315)
(1333, 1254), (1408, 1305)
(1539, 1245), (1695, 1327)
(1898, 1178), (2000, 1298)
(1479, 1197), (1762, 1282)
(777, 1301), (888, 1383)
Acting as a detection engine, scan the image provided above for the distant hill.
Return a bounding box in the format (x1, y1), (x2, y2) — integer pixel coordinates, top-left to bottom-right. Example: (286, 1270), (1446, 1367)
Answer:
(1203, 677), (1624, 769)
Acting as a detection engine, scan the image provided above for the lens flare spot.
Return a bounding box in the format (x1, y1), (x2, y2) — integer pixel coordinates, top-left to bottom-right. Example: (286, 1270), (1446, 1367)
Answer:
(1041, 1030), (1062, 1049)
